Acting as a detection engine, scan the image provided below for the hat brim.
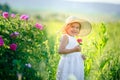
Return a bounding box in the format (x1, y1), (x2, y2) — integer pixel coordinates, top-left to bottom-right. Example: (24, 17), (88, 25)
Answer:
(63, 19), (92, 37)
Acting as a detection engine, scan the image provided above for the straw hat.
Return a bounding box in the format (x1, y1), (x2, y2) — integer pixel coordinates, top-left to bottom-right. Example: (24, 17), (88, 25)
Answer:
(62, 16), (92, 37)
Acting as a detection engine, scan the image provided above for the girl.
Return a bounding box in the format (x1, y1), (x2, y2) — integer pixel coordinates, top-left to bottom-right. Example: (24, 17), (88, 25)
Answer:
(56, 16), (92, 80)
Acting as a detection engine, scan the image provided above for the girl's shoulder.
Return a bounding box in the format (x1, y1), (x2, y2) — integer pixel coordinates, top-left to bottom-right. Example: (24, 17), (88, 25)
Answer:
(60, 34), (69, 41)
(61, 34), (69, 39)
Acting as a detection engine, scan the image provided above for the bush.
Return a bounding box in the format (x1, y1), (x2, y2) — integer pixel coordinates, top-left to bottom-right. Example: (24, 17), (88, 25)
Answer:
(0, 12), (48, 80)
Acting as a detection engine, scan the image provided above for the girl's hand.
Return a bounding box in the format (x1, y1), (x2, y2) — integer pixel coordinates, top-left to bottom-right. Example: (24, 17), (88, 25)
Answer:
(81, 54), (86, 60)
(73, 45), (81, 52)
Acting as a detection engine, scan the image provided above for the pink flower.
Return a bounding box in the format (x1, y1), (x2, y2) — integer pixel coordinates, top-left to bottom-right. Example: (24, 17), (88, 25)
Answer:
(2, 12), (9, 18)
(11, 13), (16, 18)
(20, 14), (29, 20)
(10, 43), (17, 51)
(35, 23), (43, 30)
(10, 32), (19, 38)
(77, 38), (82, 45)
(0, 36), (4, 46)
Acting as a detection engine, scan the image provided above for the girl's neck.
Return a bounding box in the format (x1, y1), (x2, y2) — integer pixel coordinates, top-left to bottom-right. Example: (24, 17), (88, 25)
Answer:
(66, 34), (75, 37)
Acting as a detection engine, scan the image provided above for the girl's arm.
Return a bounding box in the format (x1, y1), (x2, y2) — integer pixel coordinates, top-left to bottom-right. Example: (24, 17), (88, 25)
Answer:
(58, 35), (81, 54)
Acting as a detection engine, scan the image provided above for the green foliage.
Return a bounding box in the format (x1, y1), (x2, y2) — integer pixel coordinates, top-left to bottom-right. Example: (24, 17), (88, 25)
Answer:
(0, 11), (120, 80)
(82, 22), (120, 80)
(47, 20), (120, 80)
(0, 14), (48, 80)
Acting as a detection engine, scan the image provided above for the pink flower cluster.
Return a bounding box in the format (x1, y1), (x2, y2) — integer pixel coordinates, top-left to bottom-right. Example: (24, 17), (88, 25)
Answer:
(2, 12), (29, 20)
(2, 12), (44, 30)
(1, 12), (44, 51)
(35, 23), (43, 30)
(2, 12), (16, 18)
(11, 13), (16, 18)
(10, 43), (17, 51)
(10, 32), (19, 38)
(20, 14), (29, 20)
(77, 38), (82, 45)
(0, 32), (18, 51)
(0, 36), (4, 46)
(9, 32), (19, 51)
(2, 12), (9, 18)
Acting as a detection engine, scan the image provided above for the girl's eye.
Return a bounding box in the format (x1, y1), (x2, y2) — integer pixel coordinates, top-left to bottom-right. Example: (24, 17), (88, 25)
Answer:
(76, 27), (79, 29)
(71, 26), (74, 28)
(71, 25), (80, 29)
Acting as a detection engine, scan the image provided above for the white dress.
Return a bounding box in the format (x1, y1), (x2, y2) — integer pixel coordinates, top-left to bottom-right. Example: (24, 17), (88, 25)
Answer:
(56, 34), (84, 80)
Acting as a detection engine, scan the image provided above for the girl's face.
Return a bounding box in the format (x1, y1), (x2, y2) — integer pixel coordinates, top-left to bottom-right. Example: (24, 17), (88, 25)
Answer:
(65, 22), (80, 36)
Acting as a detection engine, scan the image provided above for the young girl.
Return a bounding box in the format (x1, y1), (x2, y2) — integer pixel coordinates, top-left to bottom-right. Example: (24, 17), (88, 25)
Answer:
(56, 16), (92, 80)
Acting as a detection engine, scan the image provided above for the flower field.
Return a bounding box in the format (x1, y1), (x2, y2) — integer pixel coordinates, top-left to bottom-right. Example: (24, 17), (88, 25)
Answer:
(0, 11), (120, 80)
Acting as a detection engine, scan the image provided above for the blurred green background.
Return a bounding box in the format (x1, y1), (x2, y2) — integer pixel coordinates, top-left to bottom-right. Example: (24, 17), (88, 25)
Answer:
(0, 0), (120, 80)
